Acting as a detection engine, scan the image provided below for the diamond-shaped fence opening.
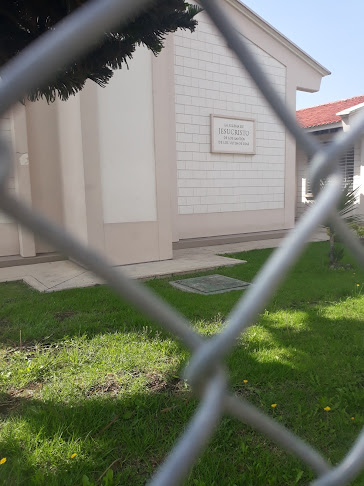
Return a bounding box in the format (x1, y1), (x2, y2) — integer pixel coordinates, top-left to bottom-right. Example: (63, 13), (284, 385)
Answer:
(0, 1), (364, 485)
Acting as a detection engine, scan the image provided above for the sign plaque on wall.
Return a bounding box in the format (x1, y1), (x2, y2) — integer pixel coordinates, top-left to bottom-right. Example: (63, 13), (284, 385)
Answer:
(211, 115), (255, 154)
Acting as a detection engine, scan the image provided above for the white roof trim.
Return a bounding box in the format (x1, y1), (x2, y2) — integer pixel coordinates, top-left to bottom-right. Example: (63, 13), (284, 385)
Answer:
(305, 122), (342, 133)
(225, 0), (330, 77)
(336, 102), (364, 116)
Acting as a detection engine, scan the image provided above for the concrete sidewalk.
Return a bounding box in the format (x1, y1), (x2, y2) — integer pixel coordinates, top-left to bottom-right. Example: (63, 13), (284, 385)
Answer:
(0, 229), (328, 293)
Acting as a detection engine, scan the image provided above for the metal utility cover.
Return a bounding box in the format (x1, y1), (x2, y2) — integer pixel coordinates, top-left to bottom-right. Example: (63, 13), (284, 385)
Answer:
(170, 274), (250, 295)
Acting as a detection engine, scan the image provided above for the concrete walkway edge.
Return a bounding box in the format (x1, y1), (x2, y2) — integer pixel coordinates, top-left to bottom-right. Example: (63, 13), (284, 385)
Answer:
(0, 229), (328, 293)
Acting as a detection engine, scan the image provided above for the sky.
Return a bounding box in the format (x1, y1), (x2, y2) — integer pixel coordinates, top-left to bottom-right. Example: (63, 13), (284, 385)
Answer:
(239, 0), (364, 110)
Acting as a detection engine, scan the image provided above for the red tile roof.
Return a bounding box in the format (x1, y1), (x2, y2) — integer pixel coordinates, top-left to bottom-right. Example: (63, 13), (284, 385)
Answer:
(296, 95), (364, 128)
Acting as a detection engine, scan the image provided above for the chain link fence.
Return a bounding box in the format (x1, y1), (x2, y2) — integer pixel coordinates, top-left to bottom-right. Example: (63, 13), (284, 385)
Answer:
(0, 0), (363, 484)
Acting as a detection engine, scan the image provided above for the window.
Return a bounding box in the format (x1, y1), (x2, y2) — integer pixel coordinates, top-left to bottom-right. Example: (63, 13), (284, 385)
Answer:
(306, 144), (354, 196)
(339, 146), (354, 189)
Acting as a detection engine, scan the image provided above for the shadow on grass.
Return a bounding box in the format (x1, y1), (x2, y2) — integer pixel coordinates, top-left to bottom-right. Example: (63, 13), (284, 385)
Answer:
(0, 241), (363, 484)
(0, 386), (312, 486)
(0, 242), (363, 347)
(0, 276), (363, 349)
(0, 390), (194, 486)
(0, 320), (363, 486)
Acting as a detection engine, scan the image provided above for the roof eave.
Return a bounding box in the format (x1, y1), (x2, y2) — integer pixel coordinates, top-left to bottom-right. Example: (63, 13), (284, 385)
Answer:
(303, 121), (342, 132)
(336, 102), (364, 117)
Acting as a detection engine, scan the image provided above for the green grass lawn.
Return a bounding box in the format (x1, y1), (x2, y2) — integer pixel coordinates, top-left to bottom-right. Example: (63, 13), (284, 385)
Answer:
(0, 241), (363, 485)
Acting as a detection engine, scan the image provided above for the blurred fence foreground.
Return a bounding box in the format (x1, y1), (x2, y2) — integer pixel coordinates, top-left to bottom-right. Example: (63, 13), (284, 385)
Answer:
(0, 1), (363, 485)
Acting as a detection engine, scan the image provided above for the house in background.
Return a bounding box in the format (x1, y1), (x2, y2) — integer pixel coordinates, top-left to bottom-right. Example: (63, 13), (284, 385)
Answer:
(0, 0), (329, 266)
(296, 95), (364, 218)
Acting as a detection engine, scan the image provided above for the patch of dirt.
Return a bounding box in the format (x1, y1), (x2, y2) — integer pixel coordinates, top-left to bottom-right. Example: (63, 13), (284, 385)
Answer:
(0, 395), (21, 415)
(87, 380), (121, 397)
(86, 373), (184, 397)
(54, 311), (77, 322)
(329, 263), (354, 270)
(233, 384), (263, 402)
(0, 382), (42, 414)
(9, 382), (43, 399)
(124, 456), (163, 479)
(146, 373), (183, 393)
(3, 343), (58, 360)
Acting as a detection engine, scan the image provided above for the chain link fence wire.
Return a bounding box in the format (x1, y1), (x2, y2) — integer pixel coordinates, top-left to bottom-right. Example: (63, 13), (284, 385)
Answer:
(0, 0), (363, 484)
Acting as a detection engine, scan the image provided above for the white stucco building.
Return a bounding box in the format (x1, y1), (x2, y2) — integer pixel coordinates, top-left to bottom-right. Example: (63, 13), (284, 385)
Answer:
(0, 0), (330, 266)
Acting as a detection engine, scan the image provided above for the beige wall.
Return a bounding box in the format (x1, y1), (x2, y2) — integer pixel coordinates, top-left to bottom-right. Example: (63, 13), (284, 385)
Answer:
(93, 43), (174, 264)
(0, 113), (15, 225)
(172, 1), (326, 241)
(174, 11), (286, 219)
(57, 94), (88, 245)
(0, 112), (19, 256)
(97, 46), (157, 225)
(26, 100), (63, 253)
(2, 0), (327, 263)
(79, 81), (106, 253)
(11, 104), (36, 257)
(4, 42), (175, 265)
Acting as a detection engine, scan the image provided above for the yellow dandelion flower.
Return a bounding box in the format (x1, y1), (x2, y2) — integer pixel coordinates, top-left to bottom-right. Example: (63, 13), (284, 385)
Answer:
(357, 284), (360, 287)
(71, 453), (77, 459)
(271, 404), (277, 408)
(324, 406), (331, 411)
(0, 458), (6, 465)
(243, 380), (248, 384)
(351, 417), (355, 420)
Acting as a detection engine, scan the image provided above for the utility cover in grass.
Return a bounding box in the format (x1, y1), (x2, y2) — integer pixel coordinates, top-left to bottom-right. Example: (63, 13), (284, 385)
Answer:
(170, 274), (251, 295)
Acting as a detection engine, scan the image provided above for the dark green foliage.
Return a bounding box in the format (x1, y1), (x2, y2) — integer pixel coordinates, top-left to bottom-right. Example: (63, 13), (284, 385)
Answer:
(331, 243), (345, 266)
(325, 184), (364, 266)
(0, 1), (200, 102)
